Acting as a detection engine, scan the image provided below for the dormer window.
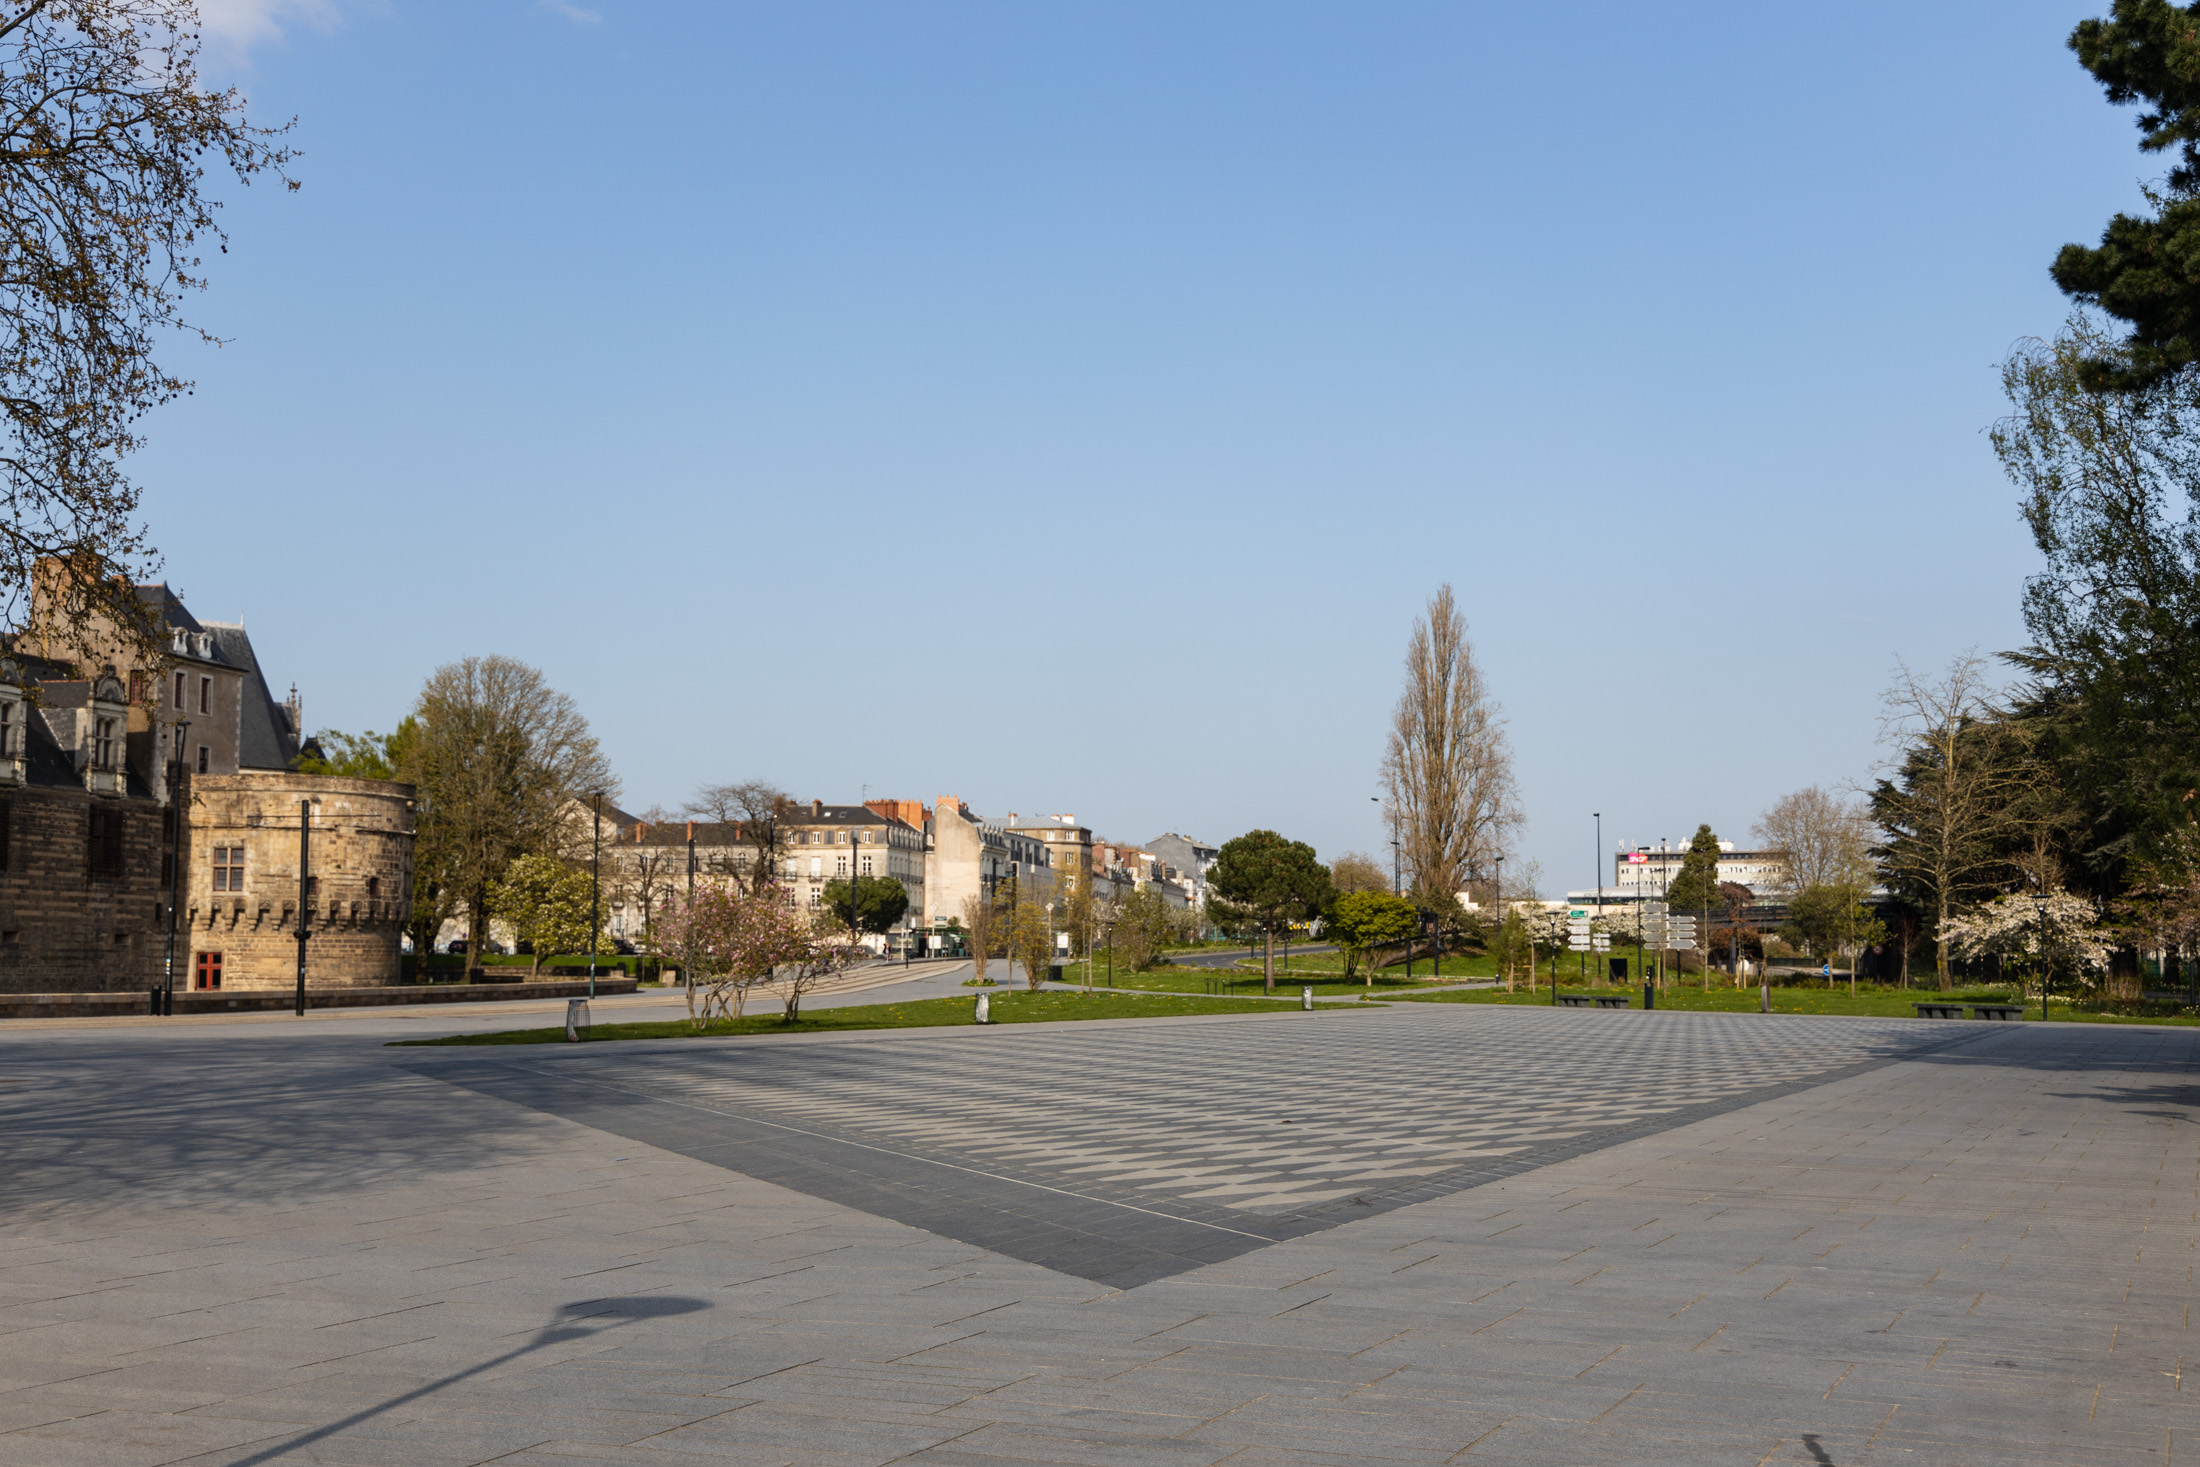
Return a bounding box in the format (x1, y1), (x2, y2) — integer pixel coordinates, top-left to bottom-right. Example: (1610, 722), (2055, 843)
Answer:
(0, 701), (11, 757)
(92, 717), (116, 771)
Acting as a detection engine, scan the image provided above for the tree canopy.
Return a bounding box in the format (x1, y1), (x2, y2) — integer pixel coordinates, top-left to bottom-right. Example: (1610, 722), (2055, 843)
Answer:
(486, 855), (606, 976)
(1663, 826), (1723, 911)
(1323, 889), (1417, 983)
(823, 876), (909, 935)
(2053, 2), (2200, 389)
(1209, 829), (1331, 991)
(294, 721), (414, 782)
(399, 656), (616, 979)
(0, 1), (295, 657)
(1209, 830), (1331, 931)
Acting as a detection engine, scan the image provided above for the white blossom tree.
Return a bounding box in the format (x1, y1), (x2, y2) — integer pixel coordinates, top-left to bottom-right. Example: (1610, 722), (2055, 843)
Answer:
(1941, 890), (2113, 998)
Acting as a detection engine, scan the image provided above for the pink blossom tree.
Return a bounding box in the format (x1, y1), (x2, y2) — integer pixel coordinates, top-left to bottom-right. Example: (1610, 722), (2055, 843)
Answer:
(776, 901), (867, 1021)
(659, 882), (806, 1030)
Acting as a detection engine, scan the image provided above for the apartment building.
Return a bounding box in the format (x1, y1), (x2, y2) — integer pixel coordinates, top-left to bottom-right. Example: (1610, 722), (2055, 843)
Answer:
(925, 796), (1050, 927)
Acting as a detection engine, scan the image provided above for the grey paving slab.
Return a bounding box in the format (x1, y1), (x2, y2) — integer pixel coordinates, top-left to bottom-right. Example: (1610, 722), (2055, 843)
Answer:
(409, 1007), (1988, 1286)
(2, 1005), (2198, 1464)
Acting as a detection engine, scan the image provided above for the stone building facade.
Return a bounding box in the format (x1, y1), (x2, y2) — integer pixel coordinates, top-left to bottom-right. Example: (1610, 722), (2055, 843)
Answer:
(599, 801), (930, 951)
(181, 773), (416, 990)
(924, 796), (1051, 929)
(0, 661), (167, 993)
(3, 563), (417, 993)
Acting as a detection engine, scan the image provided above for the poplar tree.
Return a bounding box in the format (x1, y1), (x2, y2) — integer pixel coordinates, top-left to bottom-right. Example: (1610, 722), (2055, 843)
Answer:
(1381, 585), (1519, 906)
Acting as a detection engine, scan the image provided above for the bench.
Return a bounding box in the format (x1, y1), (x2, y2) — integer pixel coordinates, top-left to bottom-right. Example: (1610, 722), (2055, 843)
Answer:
(1913, 1002), (1966, 1019)
(1557, 993), (1631, 1009)
(1555, 994), (1594, 1008)
(1969, 1004), (2026, 1021)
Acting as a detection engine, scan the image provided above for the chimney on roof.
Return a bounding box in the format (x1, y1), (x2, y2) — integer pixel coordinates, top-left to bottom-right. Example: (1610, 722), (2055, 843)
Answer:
(811, 798), (822, 817)
(284, 683), (302, 737)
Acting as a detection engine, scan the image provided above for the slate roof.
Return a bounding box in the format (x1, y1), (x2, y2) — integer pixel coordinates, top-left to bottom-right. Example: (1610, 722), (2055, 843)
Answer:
(621, 821), (751, 848)
(137, 584), (205, 637)
(199, 622), (298, 771)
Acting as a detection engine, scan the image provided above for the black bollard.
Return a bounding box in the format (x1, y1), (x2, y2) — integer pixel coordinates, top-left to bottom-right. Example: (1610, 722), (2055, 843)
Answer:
(1643, 981), (1654, 1011)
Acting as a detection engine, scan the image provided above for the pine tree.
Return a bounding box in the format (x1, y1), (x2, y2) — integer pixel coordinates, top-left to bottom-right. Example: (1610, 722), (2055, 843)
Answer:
(1663, 826), (1723, 912)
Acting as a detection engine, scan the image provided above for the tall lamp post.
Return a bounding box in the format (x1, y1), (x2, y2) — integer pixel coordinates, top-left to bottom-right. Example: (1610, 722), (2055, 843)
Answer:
(1490, 854), (1503, 987)
(161, 719), (190, 1015)
(1373, 796), (1399, 894)
(2033, 891), (2050, 1023)
(849, 824), (862, 960)
(1593, 813), (1603, 985)
(294, 798), (312, 1017)
(588, 792), (602, 1000)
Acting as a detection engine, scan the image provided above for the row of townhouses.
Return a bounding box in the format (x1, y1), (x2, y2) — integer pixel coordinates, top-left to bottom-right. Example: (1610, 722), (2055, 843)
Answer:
(593, 799), (1218, 952)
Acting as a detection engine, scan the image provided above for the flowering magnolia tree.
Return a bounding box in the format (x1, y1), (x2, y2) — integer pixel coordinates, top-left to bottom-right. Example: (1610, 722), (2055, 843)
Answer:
(777, 901), (868, 1020)
(658, 882), (805, 1029)
(1940, 890), (2113, 984)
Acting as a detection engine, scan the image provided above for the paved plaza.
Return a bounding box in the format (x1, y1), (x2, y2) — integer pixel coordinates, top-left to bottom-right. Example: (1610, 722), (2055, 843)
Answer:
(2, 998), (2197, 1464)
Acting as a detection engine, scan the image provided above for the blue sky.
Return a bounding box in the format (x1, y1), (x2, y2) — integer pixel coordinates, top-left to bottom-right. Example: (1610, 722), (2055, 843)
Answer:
(149, 1), (2137, 892)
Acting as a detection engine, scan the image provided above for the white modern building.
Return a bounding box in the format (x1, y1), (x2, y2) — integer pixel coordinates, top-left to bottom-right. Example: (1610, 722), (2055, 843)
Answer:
(1565, 842), (1790, 908)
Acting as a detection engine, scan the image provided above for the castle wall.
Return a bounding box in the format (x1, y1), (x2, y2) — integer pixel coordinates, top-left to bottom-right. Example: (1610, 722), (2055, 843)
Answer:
(0, 785), (165, 993)
(183, 772), (415, 989)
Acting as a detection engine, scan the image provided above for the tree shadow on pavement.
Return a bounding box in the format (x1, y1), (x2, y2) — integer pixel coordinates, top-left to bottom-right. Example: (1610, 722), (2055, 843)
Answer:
(216, 1295), (712, 1467)
(0, 1036), (581, 1220)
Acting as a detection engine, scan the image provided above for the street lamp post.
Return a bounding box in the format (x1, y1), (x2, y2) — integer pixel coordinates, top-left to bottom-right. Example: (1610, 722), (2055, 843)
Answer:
(161, 718), (190, 1015)
(1490, 854), (1503, 988)
(2034, 892), (2050, 1023)
(849, 823), (862, 961)
(1593, 813), (1603, 985)
(1635, 846), (1649, 1001)
(588, 792), (601, 1000)
(294, 799), (311, 1018)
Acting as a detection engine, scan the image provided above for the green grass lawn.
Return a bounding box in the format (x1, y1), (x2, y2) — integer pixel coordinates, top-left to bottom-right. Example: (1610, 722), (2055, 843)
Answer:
(1059, 947), (1513, 996)
(1385, 980), (2200, 1024)
(391, 988), (1368, 1046)
(1056, 960), (1480, 999)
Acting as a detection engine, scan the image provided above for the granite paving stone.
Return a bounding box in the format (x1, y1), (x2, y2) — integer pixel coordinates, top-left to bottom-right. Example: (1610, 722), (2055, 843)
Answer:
(3, 1003), (2197, 1463)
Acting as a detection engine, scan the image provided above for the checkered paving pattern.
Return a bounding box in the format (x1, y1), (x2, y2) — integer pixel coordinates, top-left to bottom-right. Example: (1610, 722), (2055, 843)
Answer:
(532, 1005), (1960, 1221)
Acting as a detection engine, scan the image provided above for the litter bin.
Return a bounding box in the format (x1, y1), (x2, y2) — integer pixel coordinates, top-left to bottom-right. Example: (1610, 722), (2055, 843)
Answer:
(1047, 963), (1064, 985)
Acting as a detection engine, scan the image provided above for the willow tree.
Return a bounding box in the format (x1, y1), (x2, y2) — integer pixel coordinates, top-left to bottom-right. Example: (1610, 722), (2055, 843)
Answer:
(0, 2), (294, 655)
(1381, 584), (1518, 909)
